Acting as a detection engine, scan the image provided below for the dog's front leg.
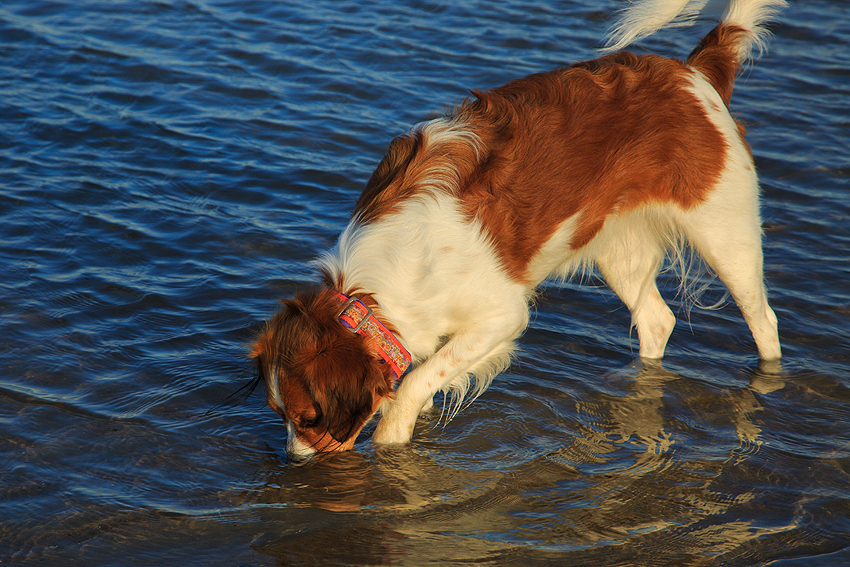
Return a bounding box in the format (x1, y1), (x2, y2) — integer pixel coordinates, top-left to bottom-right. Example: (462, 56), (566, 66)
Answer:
(373, 327), (521, 445)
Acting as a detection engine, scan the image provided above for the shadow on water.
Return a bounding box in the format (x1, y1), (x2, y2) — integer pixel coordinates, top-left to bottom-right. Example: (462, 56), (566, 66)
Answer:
(241, 358), (849, 566)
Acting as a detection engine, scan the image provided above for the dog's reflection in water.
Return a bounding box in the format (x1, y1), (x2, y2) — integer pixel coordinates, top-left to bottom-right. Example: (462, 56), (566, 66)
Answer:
(257, 438), (501, 512)
(251, 359), (787, 566)
(256, 359), (784, 514)
(554, 358), (785, 470)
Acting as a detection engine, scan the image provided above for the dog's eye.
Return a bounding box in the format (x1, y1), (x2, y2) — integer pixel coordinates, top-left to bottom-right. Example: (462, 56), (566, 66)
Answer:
(301, 415), (320, 429)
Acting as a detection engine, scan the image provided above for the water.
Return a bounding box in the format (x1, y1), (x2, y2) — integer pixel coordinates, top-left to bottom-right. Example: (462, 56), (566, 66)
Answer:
(1, 0), (848, 565)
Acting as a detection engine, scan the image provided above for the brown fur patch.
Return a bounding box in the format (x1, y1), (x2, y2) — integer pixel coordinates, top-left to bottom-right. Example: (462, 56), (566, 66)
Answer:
(686, 24), (748, 107)
(352, 123), (483, 226)
(455, 52), (726, 280)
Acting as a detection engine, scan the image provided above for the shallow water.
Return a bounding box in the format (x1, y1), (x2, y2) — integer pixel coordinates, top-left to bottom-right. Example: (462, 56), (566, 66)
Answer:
(1, 0), (849, 565)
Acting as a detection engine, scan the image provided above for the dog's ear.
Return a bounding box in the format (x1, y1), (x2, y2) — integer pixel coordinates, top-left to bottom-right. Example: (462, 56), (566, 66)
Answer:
(298, 335), (393, 443)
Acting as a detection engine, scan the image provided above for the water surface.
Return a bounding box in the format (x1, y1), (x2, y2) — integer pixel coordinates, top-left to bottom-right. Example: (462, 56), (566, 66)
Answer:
(1, 0), (849, 565)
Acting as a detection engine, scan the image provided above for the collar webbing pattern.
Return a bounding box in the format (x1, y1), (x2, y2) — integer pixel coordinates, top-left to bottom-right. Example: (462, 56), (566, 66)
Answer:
(331, 291), (411, 378)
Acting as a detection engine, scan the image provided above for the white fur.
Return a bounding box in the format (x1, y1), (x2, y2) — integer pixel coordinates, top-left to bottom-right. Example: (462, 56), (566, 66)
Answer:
(721, 0), (788, 61)
(603, 0), (787, 63)
(266, 363), (283, 411)
(320, 188), (531, 442)
(286, 420), (315, 456)
(604, 0), (711, 52)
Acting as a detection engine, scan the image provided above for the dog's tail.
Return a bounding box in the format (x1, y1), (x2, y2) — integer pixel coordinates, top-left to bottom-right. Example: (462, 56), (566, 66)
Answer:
(602, 0), (786, 103)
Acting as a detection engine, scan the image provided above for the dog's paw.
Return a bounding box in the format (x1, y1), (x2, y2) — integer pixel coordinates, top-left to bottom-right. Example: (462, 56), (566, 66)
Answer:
(372, 415), (414, 445)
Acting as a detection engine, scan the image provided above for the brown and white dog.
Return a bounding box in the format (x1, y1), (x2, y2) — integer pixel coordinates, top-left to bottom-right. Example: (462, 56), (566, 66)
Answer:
(252, 0), (785, 458)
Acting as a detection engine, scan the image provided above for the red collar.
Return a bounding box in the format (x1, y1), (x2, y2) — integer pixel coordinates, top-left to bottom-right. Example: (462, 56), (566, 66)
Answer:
(331, 291), (411, 378)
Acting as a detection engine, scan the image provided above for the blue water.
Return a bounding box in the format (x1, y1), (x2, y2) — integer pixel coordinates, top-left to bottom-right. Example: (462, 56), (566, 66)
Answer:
(1, 0), (848, 565)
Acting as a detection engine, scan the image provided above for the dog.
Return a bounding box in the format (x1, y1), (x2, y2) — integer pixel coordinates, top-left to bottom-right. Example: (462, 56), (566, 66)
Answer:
(251, 0), (785, 458)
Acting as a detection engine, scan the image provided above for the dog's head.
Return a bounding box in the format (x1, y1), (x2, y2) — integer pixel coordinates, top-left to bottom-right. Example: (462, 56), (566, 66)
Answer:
(251, 288), (394, 458)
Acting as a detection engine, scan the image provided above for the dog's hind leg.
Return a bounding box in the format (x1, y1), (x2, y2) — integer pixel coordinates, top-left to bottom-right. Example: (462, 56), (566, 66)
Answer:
(593, 217), (676, 359)
(678, 76), (781, 361)
(681, 201), (781, 361)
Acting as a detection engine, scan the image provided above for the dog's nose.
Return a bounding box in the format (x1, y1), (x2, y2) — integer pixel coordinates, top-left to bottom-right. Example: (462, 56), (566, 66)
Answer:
(285, 440), (317, 463)
(285, 423), (317, 461)
(285, 450), (313, 464)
